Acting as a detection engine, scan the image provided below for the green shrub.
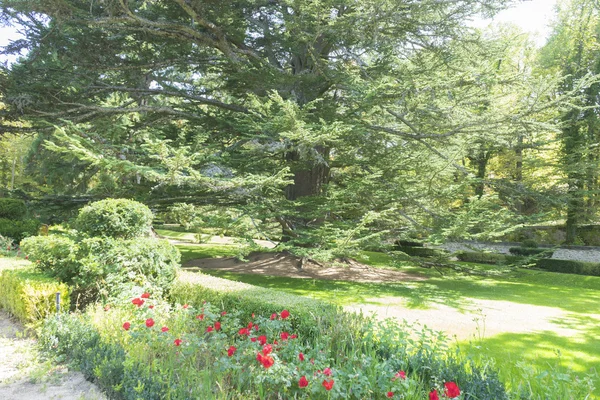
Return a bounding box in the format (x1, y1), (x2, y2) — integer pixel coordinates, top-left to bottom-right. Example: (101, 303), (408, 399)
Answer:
(456, 251), (507, 264)
(76, 198), (153, 239)
(509, 247), (553, 257)
(0, 218), (41, 242)
(521, 239), (538, 248)
(0, 268), (69, 324)
(0, 198), (27, 220)
(535, 258), (600, 276)
(21, 235), (79, 282)
(395, 240), (424, 248)
(397, 246), (445, 258)
(171, 271), (346, 341)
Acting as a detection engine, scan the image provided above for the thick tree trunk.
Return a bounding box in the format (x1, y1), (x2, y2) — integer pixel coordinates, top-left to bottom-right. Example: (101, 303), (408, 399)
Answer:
(284, 147), (330, 201)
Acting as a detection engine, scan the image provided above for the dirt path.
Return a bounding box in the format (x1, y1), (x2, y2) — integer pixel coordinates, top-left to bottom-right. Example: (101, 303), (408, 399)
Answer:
(0, 311), (105, 400)
(184, 252), (427, 283)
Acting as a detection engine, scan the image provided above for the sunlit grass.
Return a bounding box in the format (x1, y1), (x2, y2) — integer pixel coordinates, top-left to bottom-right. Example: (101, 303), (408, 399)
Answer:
(177, 245), (600, 394)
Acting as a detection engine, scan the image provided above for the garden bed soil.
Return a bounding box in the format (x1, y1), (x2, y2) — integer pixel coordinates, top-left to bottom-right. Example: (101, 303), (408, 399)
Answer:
(183, 251), (427, 283)
(0, 311), (105, 400)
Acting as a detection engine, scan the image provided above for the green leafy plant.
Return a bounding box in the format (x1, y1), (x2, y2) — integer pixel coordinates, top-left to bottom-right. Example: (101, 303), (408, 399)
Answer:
(75, 199), (153, 239)
(535, 258), (600, 276)
(0, 198), (27, 220)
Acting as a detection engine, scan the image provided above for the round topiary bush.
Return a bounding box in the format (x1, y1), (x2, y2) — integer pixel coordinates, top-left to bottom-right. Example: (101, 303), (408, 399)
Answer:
(0, 198), (27, 220)
(76, 199), (153, 239)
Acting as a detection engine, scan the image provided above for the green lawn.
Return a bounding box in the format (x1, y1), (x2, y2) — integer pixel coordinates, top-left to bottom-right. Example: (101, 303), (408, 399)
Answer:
(177, 247), (600, 395)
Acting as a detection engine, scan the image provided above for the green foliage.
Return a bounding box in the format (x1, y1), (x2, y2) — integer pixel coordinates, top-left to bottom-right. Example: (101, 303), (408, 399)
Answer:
(0, 198), (27, 219)
(508, 247), (553, 257)
(396, 246), (446, 258)
(165, 203), (201, 230)
(535, 258), (600, 276)
(520, 239), (538, 248)
(0, 218), (41, 242)
(456, 251), (508, 265)
(0, 268), (69, 324)
(395, 240), (424, 248)
(75, 199), (153, 239)
(21, 235), (78, 281)
(22, 234), (180, 300)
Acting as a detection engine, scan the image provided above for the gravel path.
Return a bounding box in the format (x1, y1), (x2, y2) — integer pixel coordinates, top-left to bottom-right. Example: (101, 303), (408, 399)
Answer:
(0, 311), (105, 400)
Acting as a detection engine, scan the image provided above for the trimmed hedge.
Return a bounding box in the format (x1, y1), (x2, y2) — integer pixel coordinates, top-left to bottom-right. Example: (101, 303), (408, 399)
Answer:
(0, 268), (69, 324)
(509, 247), (553, 258)
(397, 246), (445, 258)
(0, 218), (41, 243)
(455, 251), (522, 265)
(171, 271), (346, 341)
(395, 240), (424, 248)
(0, 198), (27, 220)
(76, 198), (154, 239)
(535, 258), (600, 276)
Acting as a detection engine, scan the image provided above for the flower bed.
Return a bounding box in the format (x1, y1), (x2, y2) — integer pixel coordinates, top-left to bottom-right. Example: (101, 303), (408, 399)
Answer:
(39, 291), (508, 399)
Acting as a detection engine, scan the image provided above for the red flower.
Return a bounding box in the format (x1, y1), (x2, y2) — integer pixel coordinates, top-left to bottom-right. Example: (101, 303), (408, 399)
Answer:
(131, 298), (144, 307)
(323, 367), (332, 376)
(299, 352), (305, 361)
(254, 324), (259, 331)
(104, 305), (110, 312)
(290, 334), (297, 339)
(256, 352), (274, 368)
(298, 376), (309, 388)
(122, 322), (131, 331)
(262, 344), (273, 356)
(251, 337), (257, 342)
(393, 371), (406, 380)
(25, 255), (29, 260)
(429, 389), (439, 400)
(227, 346), (237, 357)
(145, 318), (155, 328)
(258, 335), (267, 345)
(247, 321), (253, 329)
(174, 338), (182, 346)
(444, 382), (460, 398)
(387, 392), (394, 398)
(270, 313), (277, 320)
(183, 304), (189, 309)
(141, 292), (150, 299)
(281, 309), (290, 319)
(221, 311), (227, 316)
(280, 332), (289, 340)
(206, 326), (214, 332)
(239, 328), (250, 336)
(161, 326), (169, 332)
(322, 379), (334, 391)
(215, 321), (221, 331)
(148, 305), (154, 309)
(251, 313), (255, 318)
(196, 314), (204, 320)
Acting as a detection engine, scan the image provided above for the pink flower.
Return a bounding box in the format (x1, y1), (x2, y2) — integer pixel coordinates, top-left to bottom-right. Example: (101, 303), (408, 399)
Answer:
(270, 313), (277, 320)
(323, 367), (332, 376)
(393, 371), (406, 380)
(262, 344), (273, 356)
(122, 322), (131, 331)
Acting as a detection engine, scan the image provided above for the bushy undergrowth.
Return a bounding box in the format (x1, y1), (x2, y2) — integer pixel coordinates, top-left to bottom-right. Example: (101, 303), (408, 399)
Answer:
(39, 293), (507, 400)
(536, 258), (600, 276)
(76, 198), (153, 239)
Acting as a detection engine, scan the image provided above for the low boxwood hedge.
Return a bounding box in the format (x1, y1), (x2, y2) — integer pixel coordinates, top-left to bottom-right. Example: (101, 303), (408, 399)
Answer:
(509, 247), (553, 258)
(455, 251), (522, 265)
(0, 268), (69, 324)
(535, 258), (600, 276)
(397, 246), (445, 258)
